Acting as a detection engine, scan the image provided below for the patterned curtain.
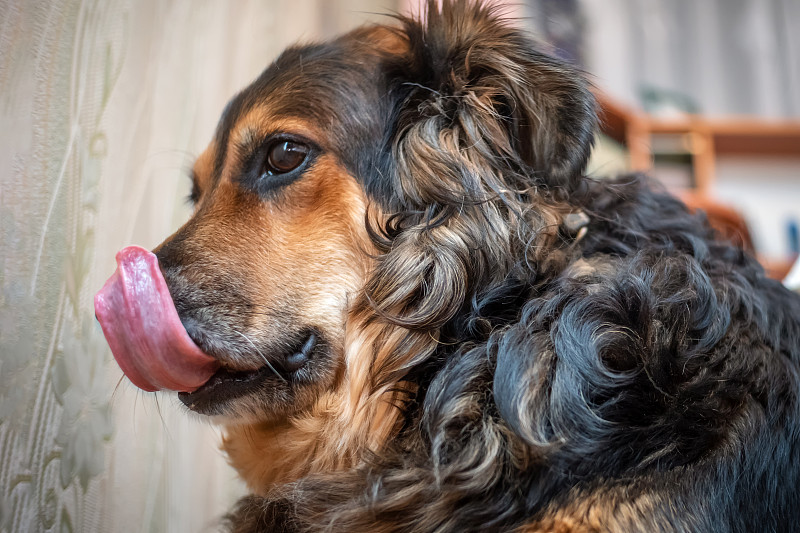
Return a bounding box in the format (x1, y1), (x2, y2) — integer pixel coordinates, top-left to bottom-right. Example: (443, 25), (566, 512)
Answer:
(0, 1), (397, 531)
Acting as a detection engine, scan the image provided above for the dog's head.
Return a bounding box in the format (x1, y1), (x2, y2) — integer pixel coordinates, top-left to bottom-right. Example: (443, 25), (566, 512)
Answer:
(97, 0), (596, 483)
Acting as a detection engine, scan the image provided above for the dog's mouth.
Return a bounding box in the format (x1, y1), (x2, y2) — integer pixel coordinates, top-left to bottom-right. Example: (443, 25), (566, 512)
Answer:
(178, 332), (318, 412)
(177, 365), (277, 411)
(94, 246), (319, 409)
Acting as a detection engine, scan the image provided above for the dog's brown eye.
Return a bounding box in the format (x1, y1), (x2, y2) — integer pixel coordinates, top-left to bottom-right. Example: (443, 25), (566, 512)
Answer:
(265, 141), (309, 174)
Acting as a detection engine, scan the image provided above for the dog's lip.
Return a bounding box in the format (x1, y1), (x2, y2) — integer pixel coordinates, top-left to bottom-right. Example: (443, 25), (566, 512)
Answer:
(183, 326), (318, 375)
(177, 331), (319, 411)
(175, 333), (281, 400)
(177, 364), (276, 408)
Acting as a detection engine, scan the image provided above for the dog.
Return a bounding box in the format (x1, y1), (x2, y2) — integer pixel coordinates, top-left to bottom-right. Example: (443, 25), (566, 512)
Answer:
(95, 1), (800, 531)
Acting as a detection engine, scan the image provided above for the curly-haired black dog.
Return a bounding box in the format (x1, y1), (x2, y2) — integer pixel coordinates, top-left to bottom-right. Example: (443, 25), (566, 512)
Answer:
(95, 1), (800, 531)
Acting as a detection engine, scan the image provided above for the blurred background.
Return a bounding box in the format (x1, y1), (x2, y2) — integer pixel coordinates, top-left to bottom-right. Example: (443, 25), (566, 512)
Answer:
(1, 1), (798, 531)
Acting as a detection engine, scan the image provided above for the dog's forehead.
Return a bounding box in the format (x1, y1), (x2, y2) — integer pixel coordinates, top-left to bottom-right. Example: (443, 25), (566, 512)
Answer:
(216, 44), (367, 129)
(209, 28), (404, 180)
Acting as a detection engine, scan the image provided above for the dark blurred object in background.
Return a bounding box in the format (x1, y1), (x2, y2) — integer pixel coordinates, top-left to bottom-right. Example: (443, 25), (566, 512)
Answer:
(525, 0), (584, 64)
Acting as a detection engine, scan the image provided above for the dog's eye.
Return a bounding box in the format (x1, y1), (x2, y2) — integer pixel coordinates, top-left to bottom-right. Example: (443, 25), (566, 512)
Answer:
(265, 141), (309, 175)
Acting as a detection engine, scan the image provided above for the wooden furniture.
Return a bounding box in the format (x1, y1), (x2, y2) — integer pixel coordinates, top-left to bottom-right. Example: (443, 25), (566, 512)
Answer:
(596, 93), (800, 196)
(596, 93), (800, 280)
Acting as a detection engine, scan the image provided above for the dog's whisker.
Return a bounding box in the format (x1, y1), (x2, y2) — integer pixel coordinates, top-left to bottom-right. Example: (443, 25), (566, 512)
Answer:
(230, 328), (287, 383)
(153, 393), (172, 437)
(110, 374), (126, 407)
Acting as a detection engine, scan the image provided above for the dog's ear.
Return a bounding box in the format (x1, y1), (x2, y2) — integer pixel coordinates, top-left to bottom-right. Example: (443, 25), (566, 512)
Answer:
(363, 2), (593, 334)
(391, 0), (596, 194)
(360, 2), (595, 385)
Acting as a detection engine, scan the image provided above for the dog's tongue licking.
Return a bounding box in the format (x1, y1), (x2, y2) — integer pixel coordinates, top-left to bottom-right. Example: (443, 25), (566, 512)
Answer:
(94, 246), (219, 392)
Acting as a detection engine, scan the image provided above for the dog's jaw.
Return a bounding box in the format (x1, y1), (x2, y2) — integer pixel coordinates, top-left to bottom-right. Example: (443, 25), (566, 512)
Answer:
(220, 315), (414, 493)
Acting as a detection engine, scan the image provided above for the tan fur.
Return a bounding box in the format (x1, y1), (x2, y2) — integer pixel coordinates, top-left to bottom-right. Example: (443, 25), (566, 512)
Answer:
(216, 192), (576, 494)
(221, 312), (417, 492)
(191, 142), (216, 195)
(179, 119), (374, 372)
(515, 489), (667, 533)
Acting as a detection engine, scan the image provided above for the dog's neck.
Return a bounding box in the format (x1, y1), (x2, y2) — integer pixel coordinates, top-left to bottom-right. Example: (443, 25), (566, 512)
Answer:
(221, 392), (365, 493)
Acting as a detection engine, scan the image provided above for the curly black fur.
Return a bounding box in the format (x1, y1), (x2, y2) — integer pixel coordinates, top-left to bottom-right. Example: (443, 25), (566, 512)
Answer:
(221, 1), (800, 531)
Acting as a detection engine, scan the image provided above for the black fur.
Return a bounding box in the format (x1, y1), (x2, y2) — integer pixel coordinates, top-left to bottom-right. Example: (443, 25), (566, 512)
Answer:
(219, 2), (800, 531)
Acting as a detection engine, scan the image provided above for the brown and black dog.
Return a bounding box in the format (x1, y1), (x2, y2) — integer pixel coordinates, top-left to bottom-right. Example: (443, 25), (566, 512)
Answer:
(96, 1), (800, 531)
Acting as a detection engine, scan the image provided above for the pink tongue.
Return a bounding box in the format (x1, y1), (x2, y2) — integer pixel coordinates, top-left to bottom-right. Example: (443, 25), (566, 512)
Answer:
(94, 246), (220, 392)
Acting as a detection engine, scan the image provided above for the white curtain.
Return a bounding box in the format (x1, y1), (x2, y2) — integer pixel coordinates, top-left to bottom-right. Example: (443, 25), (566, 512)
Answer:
(580, 0), (800, 118)
(0, 1), (397, 532)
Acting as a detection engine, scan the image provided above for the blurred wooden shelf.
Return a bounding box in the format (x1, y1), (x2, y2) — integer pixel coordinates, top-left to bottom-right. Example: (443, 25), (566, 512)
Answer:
(760, 256), (796, 281)
(598, 93), (800, 281)
(596, 92), (800, 196)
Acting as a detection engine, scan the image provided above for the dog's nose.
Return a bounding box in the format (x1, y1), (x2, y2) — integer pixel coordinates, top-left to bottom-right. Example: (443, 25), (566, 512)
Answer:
(153, 218), (200, 275)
